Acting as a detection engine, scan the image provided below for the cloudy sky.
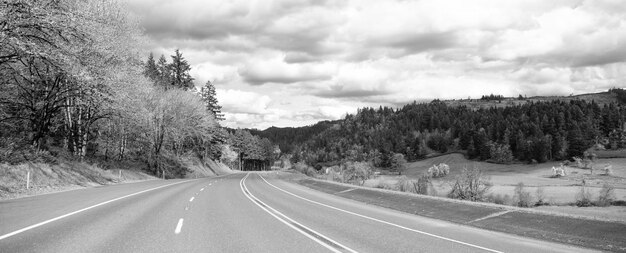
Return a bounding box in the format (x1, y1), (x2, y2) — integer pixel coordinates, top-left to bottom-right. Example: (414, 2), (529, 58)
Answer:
(127, 0), (626, 130)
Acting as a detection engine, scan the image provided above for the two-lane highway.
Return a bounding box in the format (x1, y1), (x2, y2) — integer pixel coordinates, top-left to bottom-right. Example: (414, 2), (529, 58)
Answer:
(0, 172), (598, 252)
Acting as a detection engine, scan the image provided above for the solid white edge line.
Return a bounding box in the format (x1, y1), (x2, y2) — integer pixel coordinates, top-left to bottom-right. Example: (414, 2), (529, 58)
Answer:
(258, 174), (503, 253)
(175, 218), (184, 234)
(0, 179), (196, 241)
(240, 173), (357, 253)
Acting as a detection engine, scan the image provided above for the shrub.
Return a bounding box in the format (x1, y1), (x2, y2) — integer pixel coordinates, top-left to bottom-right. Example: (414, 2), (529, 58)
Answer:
(397, 176), (419, 194)
(427, 163), (450, 178)
(305, 166), (318, 177)
(602, 164), (613, 176)
(612, 200), (626, 206)
(551, 165), (566, 177)
(596, 183), (615, 207)
(448, 166), (492, 201)
(575, 185), (593, 207)
(535, 186), (549, 206)
(390, 153), (407, 175)
(374, 181), (396, 190)
(487, 193), (511, 205)
(326, 167), (342, 182)
(513, 182), (532, 207)
(489, 143), (513, 164)
(151, 153), (189, 179)
(342, 161), (372, 185)
(417, 174), (434, 195)
(572, 155), (594, 169)
(0, 143), (57, 165)
(292, 162), (310, 175)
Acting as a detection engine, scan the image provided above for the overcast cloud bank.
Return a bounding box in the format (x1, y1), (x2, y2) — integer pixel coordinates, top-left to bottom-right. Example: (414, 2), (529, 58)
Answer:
(128, 0), (626, 129)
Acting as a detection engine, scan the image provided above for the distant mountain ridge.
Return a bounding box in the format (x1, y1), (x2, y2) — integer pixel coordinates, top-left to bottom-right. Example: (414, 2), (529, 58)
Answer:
(442, 90), (622, 111)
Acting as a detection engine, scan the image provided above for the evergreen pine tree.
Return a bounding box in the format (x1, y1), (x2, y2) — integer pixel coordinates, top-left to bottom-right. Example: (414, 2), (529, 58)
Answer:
(169, 49), (194, 90)
(200, 80), (224, 121)
(156, 54), (170, 88)
(467, 139), (477, 159)
(143, 53), (159, 82)
(567, 125), (587, 158)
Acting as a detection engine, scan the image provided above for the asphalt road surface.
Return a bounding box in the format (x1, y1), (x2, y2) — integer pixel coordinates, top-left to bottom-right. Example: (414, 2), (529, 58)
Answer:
(0, 172), (598, 253)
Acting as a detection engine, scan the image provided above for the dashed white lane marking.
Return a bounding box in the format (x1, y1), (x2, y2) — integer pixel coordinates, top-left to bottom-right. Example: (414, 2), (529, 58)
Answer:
(0, 180), (195, 241)
(258, 174), (503, 253)
(209, 183), (212, 186)
(240, 173), (357, 253)
(175, 218), (184, 234)
(185, 206), (189, 211)
(189, 197), (195, 202)
(200, 188), (205, 191)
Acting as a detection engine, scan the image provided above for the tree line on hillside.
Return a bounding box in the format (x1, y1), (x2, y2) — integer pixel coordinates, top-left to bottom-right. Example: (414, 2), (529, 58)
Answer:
(249, 120), (338, 154)
(610, 88), (626, 104)
(287, 94), (626, 170)
(480, 94), (505, 101)
(0, 0), (277, 177)
(224, 129), (280, 171)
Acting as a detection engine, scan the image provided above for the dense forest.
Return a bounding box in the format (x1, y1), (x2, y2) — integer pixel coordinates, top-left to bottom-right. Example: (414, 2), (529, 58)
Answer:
(0, 0), (277, 176)
(248, 120), (338, 154)
(279, 90), (626, 170)
(611, 88), (626, 104)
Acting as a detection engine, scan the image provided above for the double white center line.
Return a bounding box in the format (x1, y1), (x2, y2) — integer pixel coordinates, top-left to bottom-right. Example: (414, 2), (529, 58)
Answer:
(257, 174), (503, 253)
(240, 173), (357, 253)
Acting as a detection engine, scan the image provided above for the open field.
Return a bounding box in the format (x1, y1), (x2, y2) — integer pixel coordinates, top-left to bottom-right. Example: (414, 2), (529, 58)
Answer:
(362, 153), (626, 221)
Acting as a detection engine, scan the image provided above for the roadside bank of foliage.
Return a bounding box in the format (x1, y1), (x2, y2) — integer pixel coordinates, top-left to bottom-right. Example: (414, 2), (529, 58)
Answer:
(0, 0), (279, 179)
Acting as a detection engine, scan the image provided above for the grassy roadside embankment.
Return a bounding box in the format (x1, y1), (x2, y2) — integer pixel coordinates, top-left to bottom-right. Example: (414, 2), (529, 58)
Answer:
(0, 158), (233, 201)
(0, 162), (156, 200)
(273, 171), (626, 252)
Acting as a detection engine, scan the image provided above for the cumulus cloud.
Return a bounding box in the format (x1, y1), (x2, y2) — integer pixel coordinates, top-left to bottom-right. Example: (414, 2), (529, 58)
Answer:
(128, 0), (626, 129)
(217, 89), (272, 115)
(240, 57), (335, 85)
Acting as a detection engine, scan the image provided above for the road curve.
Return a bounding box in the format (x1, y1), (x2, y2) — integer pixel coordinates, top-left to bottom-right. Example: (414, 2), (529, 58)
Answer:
(0, 172), (598, 253)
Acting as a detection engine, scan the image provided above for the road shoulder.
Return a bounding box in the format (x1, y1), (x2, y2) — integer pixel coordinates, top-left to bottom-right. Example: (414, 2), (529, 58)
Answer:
(295, 177), (626, 252)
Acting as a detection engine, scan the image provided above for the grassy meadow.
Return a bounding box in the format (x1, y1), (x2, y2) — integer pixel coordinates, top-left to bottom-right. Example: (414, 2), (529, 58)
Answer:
(359, 153), (626, 221)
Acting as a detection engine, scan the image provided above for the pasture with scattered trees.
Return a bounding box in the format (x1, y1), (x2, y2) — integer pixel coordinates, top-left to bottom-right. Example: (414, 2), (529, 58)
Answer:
(252, 90), (626, 216)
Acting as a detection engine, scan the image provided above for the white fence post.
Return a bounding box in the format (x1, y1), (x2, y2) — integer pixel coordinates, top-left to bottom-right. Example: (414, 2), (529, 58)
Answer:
(118, 170), (122, 181)
(26, 171), (30, 190)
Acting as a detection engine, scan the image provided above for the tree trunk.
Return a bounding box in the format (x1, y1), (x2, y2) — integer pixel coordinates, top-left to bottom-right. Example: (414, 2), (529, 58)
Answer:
(239, 151), (243, 171)
(118, 133), (126, 160)
(64, 98), (75, 155)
